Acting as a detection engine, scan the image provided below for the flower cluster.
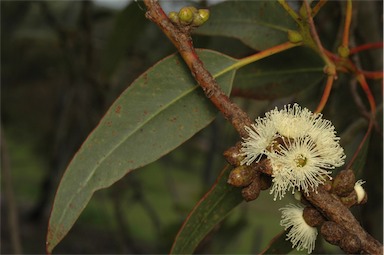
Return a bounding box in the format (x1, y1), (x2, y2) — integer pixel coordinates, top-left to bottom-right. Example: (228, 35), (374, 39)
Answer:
(240, 103), (345, 200)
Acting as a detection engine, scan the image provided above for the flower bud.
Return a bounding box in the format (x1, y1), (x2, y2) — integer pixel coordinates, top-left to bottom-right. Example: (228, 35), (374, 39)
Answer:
(338, 45), (350, 58)
(223, 143), (243, 166)
(255, 158), (273, 175)
(168, 11), (179, 24)
(288, 30), (303, 43)
(227, 165), (255, 187)
(340, 233), (361, 254)
(321, 221), (344, 245)
(178, 7), (196, 25)
(332, 169), (355, 197)
(241, 178), (261, 202)
(303, 206), (325, 227)
(192, 9), (210, 26)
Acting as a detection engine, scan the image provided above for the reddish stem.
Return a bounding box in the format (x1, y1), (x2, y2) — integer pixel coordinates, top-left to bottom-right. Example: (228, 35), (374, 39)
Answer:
(315, 75), (334, 113)
(350, 42), (384, 55)
(143, 0), (252, 137)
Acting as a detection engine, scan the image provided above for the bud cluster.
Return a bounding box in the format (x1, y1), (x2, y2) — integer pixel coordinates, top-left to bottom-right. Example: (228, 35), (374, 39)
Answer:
(168, 6), (210, 28)
(224, 146), (272, 202)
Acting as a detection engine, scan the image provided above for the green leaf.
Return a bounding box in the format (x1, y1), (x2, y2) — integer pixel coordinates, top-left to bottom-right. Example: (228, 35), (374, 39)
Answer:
(195, 1), (298, 50)
(46, 49), (238, 253)
(100, 2), (148, 78)
(170, 165), (244, 254)
(260, 230), (294, 254)
(233, 47), (324, 100)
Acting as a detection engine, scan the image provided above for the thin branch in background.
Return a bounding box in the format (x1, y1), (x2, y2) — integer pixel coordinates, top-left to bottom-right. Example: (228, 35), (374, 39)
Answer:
(341, 0), (353, 49)
(315, 75), (334, 113)
(1, 128), (23, 254)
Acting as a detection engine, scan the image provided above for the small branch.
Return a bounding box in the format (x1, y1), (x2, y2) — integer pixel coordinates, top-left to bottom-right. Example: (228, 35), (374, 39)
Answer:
(303, 0), (336, 75)
(350, 42), (384, 55)
(143, 0), (252, 137)
(341, 0), (353, 49)
(314, 75), (334, 113)
(304, 185), (383, 255)
(311, 0), (327, 17)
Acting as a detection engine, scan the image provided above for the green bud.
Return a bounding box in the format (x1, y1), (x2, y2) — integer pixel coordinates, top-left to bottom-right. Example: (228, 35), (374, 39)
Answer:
(287, 30), (303, 43)
(338, 45), (350, 58)
(168, 11), (179, 24)
(192, 9), (210, 26)
(178, 6), (195, 25)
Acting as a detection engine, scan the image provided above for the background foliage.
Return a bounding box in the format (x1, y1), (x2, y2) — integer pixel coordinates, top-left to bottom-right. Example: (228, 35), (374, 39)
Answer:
(1, 0), (382, 254)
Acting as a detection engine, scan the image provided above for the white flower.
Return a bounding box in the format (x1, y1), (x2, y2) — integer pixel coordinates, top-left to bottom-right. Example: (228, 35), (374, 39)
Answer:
(240, 117), (277, 165)
(240, 103), (346, 200)
(280, 204), (318, 254)
(268, 136), (336, 198)
(268, 104), (316, 138)
(354, 180), (366, 203)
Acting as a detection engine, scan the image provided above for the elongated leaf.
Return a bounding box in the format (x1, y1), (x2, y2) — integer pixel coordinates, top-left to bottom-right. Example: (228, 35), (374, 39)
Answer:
(170, 165), (243, 254)
(196, 1), (298, 50)
(46, 49), (238, 253)
(233, 47), (324, 100)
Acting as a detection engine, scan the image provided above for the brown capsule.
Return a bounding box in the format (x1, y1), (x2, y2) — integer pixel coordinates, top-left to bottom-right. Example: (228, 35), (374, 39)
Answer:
(223, 142), (243, 166)
(321, 221), (344, 245)
(332, 169), (356, 197)
(241, 178), (261, 202)
(339, 233), (361, 254)
(255, 158), (273, 175)
(302, 206), (325, 227)
(227, 165), (255, 187)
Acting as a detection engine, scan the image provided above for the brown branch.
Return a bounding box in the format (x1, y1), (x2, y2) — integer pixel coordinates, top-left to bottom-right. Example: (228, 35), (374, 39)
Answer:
(143, 0), (252, 138)
(304, 185), (383, 254)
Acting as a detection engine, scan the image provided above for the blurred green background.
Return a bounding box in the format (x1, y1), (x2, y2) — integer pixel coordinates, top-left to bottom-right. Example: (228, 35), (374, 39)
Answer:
(1, 1), (382, 254)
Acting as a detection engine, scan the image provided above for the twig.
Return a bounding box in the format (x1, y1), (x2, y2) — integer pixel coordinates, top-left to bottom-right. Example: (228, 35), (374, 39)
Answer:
(304, 185), (383, 255)
(143, 0), (252, 138)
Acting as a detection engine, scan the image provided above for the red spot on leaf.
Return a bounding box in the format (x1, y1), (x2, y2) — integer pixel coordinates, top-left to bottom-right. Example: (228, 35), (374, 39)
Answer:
(115, 105), (121, 114)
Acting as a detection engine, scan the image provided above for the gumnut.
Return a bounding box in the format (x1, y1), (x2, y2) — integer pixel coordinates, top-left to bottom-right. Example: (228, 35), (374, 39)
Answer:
(321, 221), (344, 245)
(241, 175), (261, 202)
(223, 143), (243, 166)
(332, 169), (355, 197)
(228, 165), (255, 187)
(302, 206), (325, 227)
(340, 233), (361, 254)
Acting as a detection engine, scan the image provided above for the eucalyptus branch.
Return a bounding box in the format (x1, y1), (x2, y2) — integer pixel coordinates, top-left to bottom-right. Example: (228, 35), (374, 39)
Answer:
(143, 0), (252, 138)
(143, 1), (382, 254)
(304, 185), (382, 254)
